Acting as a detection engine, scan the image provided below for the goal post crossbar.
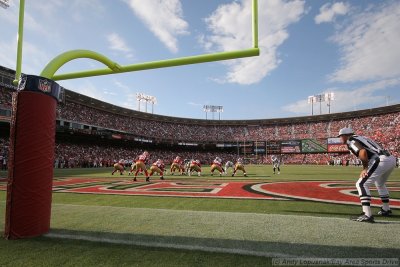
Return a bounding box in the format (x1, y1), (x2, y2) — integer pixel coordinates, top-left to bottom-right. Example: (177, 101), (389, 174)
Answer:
(13, 0), (260, 83)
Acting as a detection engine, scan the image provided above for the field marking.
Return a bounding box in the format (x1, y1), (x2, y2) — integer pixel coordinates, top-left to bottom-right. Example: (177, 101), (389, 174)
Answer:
(0, 201), (399, 223)
(45, 232), (296, 258)
(2, 201), (400, 257)
(251, 181), (400, 209)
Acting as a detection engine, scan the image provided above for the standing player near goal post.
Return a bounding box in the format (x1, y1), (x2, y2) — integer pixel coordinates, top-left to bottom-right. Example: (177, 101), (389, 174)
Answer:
(338, 128), (396, 223)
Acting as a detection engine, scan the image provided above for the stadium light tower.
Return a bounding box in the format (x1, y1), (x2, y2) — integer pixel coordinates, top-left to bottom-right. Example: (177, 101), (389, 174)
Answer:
(136, 93), (157, 114)
(315, 94), (325, 115)
(308, 94), (326, 115)
(0, 0), (9, 9)
(203, 105), (223, 120)
(325, 92), (335, 114)
(307, 96), (316, 116)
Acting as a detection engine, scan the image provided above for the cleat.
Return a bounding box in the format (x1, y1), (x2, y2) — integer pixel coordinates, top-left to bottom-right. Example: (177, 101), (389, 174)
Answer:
(244, 174), (247, 177)
(350, 214), (375, 223)
(278, 172), (280, 174)
(349, 212), (365, 220)
(378, 208), (392, 216)
(132, 177), (137, 182)
(231, 174), (235, 177)
(160, 176), (164, 180)
(146, 177), (150, 182)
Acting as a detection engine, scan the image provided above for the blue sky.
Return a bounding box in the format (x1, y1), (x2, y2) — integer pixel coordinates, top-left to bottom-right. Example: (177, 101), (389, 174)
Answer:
(1, 0), (399, 119)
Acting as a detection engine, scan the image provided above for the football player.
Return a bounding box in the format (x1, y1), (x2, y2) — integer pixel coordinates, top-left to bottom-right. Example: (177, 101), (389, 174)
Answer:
(271, 155), (282, 174)
(170, 156), (184, 175)
(210, 157), (224, 176)
(225, 161), (235, 174)
(132, 151), (150, 182)
(149, 159), (165, 180)
(232, 158), (247, 177)
(189, 159), (202, 176)
(112, 159), (125, 175)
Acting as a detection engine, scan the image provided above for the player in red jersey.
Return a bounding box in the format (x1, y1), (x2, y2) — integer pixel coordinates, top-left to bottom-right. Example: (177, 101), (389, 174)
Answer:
(149, 159), (165, 180)
(189, 159), (202, 176)
(112, 159), (125, 175)
(210, 157), (224, 177)
(170, 156), (184, 175)
(132, 151), (150, 182)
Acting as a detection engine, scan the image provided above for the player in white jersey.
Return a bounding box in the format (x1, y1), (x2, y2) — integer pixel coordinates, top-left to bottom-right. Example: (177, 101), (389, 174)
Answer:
(339, 128), (396, 223)
(271, 155), (282, 174)
(224, 161), (235, 174)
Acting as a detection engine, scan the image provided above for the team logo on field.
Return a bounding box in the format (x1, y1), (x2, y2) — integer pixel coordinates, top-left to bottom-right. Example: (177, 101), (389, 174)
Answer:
(38, 79), (51, 93)
(49, 178), (285, 200)
(0, 178), (399, 208)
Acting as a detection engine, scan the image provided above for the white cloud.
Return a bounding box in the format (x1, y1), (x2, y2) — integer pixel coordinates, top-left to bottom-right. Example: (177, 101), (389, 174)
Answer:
(330, 2), (400, 83)
(314, 2), (349, 24)
(28, 0), (105, 22)
(124, 0), (189, 53)
(283, 78), (400, 115)
(0, 1), (52, 38)
(113, 80), (131, 93)
(0, 35), (50, 75)
(107, 33), (134, 58)
(121, 93), (138, 110)
(201, 0), (305, 85)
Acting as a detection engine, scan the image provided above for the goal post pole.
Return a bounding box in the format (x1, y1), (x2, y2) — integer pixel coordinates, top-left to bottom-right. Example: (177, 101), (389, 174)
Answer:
(13, 0), (25, 85)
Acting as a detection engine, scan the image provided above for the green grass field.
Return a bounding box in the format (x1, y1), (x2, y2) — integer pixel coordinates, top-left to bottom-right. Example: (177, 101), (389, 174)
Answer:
(0, 165), (399, 266)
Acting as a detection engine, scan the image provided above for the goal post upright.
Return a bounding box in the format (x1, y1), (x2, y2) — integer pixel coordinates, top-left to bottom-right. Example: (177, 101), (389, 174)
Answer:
(6, 0), (260, 240)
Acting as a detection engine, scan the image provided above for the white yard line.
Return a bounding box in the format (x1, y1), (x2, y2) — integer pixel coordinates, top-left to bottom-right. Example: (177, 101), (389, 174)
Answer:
(45, 232), (295, 258)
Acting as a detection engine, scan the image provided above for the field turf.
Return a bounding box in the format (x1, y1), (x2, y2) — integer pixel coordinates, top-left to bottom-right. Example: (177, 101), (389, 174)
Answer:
(0, 165), (399, 266)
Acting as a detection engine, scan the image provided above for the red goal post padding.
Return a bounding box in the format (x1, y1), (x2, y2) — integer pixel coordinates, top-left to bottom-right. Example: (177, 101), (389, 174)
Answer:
(4, 76), (61, 239)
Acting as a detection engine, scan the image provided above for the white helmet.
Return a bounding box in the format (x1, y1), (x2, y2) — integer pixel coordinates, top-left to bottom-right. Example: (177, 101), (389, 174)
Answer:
(338, 128), (354, 137)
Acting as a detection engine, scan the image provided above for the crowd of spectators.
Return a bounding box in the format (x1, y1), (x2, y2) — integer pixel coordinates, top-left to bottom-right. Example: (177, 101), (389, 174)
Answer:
(0, 138), (8, 170)
(0, 136), (398, 169)
(0, 87), (12, 109)
(56, 96), (400, 156)
(1, 86), (399, 166)
(55, 100), (400, 155)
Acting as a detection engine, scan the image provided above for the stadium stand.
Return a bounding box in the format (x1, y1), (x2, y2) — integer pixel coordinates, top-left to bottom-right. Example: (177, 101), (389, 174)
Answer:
(0, 65), (399, 168)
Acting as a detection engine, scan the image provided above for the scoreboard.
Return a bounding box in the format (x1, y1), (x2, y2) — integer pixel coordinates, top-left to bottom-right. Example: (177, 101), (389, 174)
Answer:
(267, 141), (281, 154)
(239, 142), (253, 154)
(253, 141), (266, 153)
(225, 139), (348, 155)
(281, 140), (301, 153)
